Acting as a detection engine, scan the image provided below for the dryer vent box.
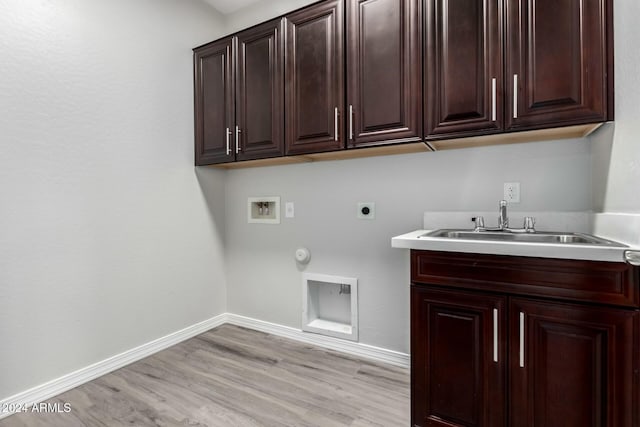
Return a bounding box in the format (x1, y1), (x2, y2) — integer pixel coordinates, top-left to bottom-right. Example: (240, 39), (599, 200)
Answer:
(302, 273), (358, 341)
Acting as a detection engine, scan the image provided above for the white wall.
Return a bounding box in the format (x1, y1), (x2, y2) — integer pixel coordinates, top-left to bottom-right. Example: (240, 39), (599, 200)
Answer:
(590, 0), (640, 213)
(222, 0), (640, 354)
(224, 0), (318, 33)
(2, 0), (636, 402)
(0, 0), (227, 399)
(225, 140), (593, 353)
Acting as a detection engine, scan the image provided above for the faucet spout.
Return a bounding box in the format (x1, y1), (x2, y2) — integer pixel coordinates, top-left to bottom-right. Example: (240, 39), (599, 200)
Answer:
(498, 200), (508, 229)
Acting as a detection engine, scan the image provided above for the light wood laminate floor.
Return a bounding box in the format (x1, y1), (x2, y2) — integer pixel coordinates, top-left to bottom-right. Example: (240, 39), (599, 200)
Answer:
(1, 325), (409, 426)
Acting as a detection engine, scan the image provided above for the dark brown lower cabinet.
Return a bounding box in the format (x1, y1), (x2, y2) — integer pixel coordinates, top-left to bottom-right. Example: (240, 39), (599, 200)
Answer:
(509, 298), (636, 427)
(410, 250), (639, 427)
(411, 287), (506, 426)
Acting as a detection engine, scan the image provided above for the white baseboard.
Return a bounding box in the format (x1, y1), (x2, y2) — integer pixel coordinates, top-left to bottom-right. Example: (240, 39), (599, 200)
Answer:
(0, 314), (227, 420)
(0, 313), (409, 420)
(226, 313), (410, 369)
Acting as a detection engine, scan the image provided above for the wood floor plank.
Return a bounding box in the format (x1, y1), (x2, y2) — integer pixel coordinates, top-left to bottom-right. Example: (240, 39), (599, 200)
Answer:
(0, 325), (409, 426)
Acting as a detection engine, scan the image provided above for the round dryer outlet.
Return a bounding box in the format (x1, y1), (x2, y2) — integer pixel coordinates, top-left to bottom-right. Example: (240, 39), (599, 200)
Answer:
(357, 202), (375, 219)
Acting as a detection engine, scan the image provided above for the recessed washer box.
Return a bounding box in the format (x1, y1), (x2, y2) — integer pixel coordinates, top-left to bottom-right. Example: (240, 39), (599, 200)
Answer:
(248, 196), (280, 224)
(302, 273), (358, 341)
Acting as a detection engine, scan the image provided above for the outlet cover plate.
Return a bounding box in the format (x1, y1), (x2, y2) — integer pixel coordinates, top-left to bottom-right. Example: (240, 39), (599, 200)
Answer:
(285, 202), (294, 218)
(504, 182), (521, 203)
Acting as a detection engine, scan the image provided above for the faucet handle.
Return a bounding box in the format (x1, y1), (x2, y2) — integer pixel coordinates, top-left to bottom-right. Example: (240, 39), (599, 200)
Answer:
(523, 216), (536, 232)
(472, 216), (485, 229)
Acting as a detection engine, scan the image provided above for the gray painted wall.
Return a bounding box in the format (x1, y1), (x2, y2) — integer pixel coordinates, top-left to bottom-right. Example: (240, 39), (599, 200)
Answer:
(222, 0), (640, 354)
(225, 140), (593, 353)
(590, 0), (640, 213)
(2, 0), (638, 403)
(0, 0), (228, 399)
(224, 0), (318, 33)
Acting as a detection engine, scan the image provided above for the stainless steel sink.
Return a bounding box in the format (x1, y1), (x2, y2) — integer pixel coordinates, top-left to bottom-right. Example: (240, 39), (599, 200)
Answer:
(421, 229), (627, 247)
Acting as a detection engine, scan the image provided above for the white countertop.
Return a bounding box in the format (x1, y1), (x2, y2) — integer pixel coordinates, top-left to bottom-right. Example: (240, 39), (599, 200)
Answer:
(392, 229), (637, 263)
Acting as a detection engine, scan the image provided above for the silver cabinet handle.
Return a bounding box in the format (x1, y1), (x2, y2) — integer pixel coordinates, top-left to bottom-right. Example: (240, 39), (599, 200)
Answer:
(491, 78), (497, 122)
(513, 74), (519, 119)
(493, 308), (498, 363)
(334, 107), (339, 142)
(225, 127), (232, 155)
(235, 125), (241, 153)
(349, 104), (354, 140)
(624, 251), (640, 266)
(519, 312), (525, 368)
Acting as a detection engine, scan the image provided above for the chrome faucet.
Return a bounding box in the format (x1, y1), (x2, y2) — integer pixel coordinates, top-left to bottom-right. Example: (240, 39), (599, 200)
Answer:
(472, 201), (536, 233)
(498, 200), (509, 229)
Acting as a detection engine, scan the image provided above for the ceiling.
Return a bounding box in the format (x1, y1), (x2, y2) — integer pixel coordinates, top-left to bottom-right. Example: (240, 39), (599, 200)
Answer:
(202, 0), (265, 14)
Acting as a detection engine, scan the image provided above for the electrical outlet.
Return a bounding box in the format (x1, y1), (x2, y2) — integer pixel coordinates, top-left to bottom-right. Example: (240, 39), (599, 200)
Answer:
(504, 182), (521, 203)
(357, 202), (375, 219)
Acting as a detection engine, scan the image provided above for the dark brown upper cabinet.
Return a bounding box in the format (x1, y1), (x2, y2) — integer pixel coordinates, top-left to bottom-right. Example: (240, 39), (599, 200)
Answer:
(346, 0), (422, 148)
(194, 0), (615, 167)
(194, 19), (284, 166)
(194, 38), (234, 166)
(506, 0), (614, 130)
(285, 0), (345, 155)
(235, 19), (285, 161)
(424, 0), (504, 139)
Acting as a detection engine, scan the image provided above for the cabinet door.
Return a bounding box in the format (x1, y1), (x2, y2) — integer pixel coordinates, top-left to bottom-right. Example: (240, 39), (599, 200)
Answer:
(424, 0), (503, 139)
(194, 38), (234, 165)
(285, 0), (344, 155)
(411, 286), (506, 427)
(510, 298), (637, 427)
(236, 19), (285, 161)
(346, 0), (422, 147)
(506, 0), (613, 130)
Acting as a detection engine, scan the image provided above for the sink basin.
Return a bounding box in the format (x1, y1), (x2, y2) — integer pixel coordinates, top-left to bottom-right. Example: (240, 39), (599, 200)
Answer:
(421, 229), (627, 247)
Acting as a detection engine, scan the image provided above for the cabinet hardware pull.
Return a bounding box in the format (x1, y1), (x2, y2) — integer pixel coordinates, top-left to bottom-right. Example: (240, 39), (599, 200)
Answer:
(513, 74), (519, 119)
(226, 127), (232, 155)
(493, 308), (498, 363)
(519, 312), (525, 368)
(235, 125), (241, 153)
(349, 104), (354, 140)
(491, 78), (497, 122)
(624, 251), (640, 266)
(334, 107), (339, 142)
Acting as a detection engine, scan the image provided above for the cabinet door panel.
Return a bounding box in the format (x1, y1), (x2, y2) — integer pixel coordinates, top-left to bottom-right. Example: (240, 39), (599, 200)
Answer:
(411, 286), (506, 427)
(510, 299), (637, 427)
(346, 0), (422, 147)
(285, 0), (344, 155)
(236, 19), (284, 161)
(194, 38), (234, 165)
(425, 0), (503, 138)
(506, 0), (613, 129)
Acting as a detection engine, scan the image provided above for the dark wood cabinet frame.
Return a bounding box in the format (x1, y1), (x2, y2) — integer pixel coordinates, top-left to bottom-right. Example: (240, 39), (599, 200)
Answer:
(410, 250), (639, 427)
(194, 0), (614, 166)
